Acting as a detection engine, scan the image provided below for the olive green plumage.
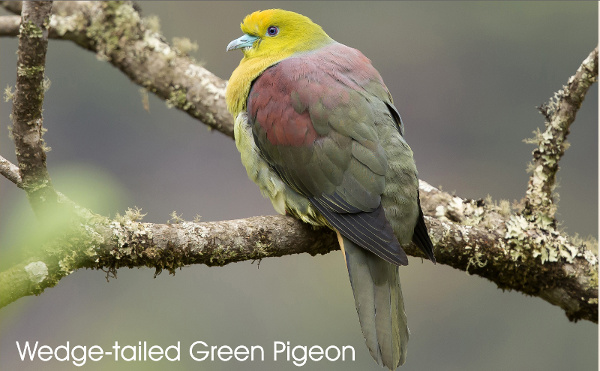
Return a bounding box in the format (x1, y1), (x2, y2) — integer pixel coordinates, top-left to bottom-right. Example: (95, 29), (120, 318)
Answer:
(226, 9), (435, 370)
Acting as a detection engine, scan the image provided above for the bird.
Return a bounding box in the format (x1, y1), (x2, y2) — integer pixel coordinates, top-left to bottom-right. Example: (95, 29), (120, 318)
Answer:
(225, 9), (435, 370)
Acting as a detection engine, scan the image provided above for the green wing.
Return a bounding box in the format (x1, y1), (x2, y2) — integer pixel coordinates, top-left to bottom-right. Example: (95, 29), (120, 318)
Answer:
(247, 43), (409, 266)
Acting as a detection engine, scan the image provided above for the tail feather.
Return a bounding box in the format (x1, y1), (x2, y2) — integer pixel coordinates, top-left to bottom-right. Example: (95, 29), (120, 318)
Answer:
(340, 234), (408, 370)
(412, 196), (436, 263)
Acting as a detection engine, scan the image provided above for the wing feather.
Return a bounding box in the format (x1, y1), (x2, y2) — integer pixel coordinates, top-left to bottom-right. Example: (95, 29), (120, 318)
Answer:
(247, 43), (413, 266)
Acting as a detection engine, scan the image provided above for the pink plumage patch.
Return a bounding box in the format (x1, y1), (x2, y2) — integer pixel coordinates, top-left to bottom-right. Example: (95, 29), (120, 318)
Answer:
(247, 43), (386, 147)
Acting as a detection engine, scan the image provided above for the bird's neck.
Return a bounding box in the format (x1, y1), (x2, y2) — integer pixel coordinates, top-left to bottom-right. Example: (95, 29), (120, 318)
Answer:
(226, 38), (334, 116)
(226, 53), (284, 116)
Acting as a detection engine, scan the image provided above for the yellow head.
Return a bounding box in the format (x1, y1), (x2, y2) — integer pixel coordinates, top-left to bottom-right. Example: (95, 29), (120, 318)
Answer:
(227, 9), (332, 59)
(226, 9), (334, 115)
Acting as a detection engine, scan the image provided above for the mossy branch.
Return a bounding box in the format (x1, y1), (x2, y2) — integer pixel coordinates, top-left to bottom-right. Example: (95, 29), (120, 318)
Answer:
(1, 2), (233, 136)
(523, 47), (598, 225)
(1, 151), (597, 321)
(0, 2), (597, 323)
(10, 1), (58, 218)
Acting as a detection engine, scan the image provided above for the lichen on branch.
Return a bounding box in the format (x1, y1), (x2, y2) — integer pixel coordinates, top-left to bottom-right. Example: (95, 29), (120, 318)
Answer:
(10, 1), (58, 216)
(523, 47), (598, 226)
(0, 2), (597, 323)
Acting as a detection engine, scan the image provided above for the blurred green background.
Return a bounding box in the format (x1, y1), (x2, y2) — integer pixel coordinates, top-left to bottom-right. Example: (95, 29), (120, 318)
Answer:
(0, 2), (597, 370)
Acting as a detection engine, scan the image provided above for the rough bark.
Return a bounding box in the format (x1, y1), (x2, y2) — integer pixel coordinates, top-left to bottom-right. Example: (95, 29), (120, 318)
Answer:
(0, 154), (23, 188)
(2, 2), (233, 136)
(0, 2), (597, 323)
(1, 151), (596, 321)
(9, 1), (59, 219)
(523, 47), (598, 225)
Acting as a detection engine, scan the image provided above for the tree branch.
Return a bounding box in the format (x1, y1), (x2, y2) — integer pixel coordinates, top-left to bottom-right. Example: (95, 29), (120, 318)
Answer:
(0, 154), (23, 188)
(0, 2), (597, 323)
(10, 1), (58, 216)
(1, 2), (234, 137)
(523, 47), (599, 224)
(0, 209), (338, 308)
(0, 179), (596, 320)
(417, 181), (598, 323)
(0, 1), (22, 14)
(0, 14), (19, 36)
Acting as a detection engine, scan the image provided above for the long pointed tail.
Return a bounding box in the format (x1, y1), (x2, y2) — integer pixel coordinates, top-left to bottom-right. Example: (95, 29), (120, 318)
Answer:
(339, 234), (409, 370)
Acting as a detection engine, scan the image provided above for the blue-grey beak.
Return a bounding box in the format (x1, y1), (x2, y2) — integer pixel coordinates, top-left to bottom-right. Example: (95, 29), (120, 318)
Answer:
(226, 34), (259, 51)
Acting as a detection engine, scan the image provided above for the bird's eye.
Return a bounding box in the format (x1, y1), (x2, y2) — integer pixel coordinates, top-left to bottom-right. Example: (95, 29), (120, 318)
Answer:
(267, 26), (279, 37)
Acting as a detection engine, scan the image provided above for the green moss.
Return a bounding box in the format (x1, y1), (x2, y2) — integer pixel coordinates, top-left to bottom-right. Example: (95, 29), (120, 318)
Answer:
(590, 269), (598, 291)
(166, 88), (191, 110)
(504, 212), (592, 266)
(21, 20), (43, 38)
(86, 2), (142, 61)
(209, 245), (236, 266)
(17, 65), (45, 77)
(250, 241), (273, 260)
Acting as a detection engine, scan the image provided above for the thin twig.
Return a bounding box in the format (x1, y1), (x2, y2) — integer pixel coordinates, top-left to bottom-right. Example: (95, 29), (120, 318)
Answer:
(0, 155), (23, 188)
